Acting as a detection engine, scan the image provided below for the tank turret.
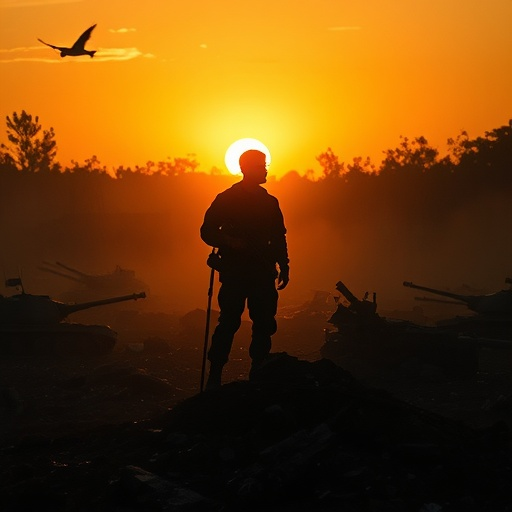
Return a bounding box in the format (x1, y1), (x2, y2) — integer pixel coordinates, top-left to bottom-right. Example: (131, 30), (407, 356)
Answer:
(0, 278), (146, 356)
(0, 290), (146, 324)
(327, 280), (380, 328)
(321, 279), (482, 379)
(38, 261), (149, 300)
(403, 280), (512, 317)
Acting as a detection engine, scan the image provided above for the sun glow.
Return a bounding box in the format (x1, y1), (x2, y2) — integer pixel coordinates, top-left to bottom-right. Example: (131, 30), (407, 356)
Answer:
(224, 138), (272, 175)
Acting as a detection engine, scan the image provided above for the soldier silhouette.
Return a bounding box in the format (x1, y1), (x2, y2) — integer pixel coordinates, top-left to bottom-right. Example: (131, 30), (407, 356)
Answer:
(200, 149), (289, 389)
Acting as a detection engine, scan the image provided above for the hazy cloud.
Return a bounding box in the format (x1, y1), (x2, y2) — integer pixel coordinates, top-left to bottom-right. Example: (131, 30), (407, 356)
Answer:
(328, 26), (361, 31)
(0, 45), (155, 63)
(0, 45), (58, 63)
(109, 28), (137, 34)
(0, 56), (62, 63)
(0, 45), (41, 53)
(94, 47), (155, 62)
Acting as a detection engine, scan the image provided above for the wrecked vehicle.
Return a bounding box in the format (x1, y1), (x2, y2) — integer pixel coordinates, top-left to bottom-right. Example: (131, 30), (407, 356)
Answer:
(0, 277), (146, 356)
(403, 279), (512, 341)
(321, 280), (482, 378)
(39, 261), (149, 301)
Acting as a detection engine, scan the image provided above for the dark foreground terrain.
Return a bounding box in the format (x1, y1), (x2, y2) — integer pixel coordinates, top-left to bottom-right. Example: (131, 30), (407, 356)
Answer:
(0, 318), (511, 512)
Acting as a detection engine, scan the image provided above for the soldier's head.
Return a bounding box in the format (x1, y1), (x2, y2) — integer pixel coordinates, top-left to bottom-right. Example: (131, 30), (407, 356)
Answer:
(239, 150), (267, 185)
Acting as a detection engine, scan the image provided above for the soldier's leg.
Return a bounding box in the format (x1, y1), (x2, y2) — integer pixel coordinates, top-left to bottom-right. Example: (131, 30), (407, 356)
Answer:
(247, 279), (278, 366)
(206, 280), (246, 388)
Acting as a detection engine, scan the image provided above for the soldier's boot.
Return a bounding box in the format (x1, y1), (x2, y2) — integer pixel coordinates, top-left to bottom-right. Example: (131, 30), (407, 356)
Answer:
(249, 352), (287, 381)
(206, 363), (224, 390)
(249, 357), (266, 380)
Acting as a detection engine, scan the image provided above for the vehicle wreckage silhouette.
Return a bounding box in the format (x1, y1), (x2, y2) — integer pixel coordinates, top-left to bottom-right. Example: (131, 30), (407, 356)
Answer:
(0, 277), (145, 356)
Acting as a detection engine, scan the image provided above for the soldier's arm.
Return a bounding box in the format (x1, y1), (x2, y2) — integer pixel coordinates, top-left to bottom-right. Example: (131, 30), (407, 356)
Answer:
(200, 196), (247, 250)
(200, 198), (225, 248)
(272, 201), (289, 286)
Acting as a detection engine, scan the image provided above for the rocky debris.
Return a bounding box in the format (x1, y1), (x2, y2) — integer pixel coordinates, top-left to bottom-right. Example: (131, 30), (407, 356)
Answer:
(0, 353), (510, 511)
(89, 364), (173, 394)
(113, 465), (213, 511)
(0, 385), (23, 413)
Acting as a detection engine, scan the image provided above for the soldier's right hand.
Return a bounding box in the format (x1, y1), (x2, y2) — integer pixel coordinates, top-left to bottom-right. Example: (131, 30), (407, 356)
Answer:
(277, 268), (289, 290)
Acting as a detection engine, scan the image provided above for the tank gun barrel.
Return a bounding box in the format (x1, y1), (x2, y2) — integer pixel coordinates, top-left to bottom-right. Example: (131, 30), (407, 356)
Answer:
(335, 280), (359, 304)
(56, 291), (146, 319)
(404, 281), (512, 316)
(403, 281), (472, 304)
(335, 280), (377, 316)
(39, 265), (84, 283)
(413, 296), (468, 306)
(55, 261), (91, 278)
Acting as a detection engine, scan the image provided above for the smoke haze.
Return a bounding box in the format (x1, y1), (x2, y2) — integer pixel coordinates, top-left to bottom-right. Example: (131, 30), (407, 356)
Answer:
(1, 168), (510, 321)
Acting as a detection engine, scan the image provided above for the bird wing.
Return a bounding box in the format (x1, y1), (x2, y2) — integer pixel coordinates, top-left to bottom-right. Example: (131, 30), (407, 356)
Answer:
(72, 24), (96, 50)
(38, 38), (65, 51)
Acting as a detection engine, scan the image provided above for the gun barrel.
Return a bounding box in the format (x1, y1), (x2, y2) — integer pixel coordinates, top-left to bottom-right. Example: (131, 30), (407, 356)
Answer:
(335, 280), (358, 304)
(57, 292), (146, 319)
(55, 261), (91, 278)
(39, 265), (84, 283)
(414, 296), (468, 306)
(403, 281), (469, 303)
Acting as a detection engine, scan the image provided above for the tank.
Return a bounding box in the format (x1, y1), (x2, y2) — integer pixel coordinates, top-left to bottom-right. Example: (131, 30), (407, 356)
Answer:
(403, 280), (512, 340)
(39, 261), (149, 301)
(403, 280), (512, 316)
(0, 278), (146, 356)
(321, 280), (482, 379)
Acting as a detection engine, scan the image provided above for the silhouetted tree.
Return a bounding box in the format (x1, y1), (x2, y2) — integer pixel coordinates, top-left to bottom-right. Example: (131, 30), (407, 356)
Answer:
(0, 151), (17, 173)
(0, 110), (58, 172)
(380, 135), (439, 175)
(209, 166), (223, 175)
(446, 130), (470, 165)
(317, 147), (345, 179)
(457, 123), (512, 176)
(160, 155), (199, 176)
(344, 156), (377, 185)
(347, 156), (376, 174)
(69, 155), (110, 175)
(140, 155), (200, 176)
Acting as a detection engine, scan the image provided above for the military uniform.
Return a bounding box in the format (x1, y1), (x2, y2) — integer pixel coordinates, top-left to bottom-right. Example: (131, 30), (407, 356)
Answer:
(200, 181), (289, 369)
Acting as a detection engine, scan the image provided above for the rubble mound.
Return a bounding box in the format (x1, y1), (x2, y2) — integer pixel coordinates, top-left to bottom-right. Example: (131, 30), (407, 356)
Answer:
(1, 353), (510, 512)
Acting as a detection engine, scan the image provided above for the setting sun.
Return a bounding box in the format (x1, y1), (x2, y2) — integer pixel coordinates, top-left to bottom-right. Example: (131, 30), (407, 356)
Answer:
(224, 138), (272, 176)
(0, 2), (510, 175)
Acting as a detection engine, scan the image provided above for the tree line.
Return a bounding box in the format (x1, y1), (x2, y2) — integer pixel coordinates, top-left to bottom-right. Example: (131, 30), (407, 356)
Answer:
(1, 110), (511, 187)
(0, 111), (510, 309)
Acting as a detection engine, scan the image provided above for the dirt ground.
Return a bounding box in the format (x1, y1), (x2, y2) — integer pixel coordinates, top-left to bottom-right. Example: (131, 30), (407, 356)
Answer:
(1, 332), (511, 440)
(0, 310), (511, 511)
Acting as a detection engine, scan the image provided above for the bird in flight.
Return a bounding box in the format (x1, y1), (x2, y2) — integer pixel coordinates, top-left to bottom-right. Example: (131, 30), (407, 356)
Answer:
(38, 24), (97, 58)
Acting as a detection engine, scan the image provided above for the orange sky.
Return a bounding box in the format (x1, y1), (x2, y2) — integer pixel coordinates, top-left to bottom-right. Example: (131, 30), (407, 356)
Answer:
(1, 0), (511, 178)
